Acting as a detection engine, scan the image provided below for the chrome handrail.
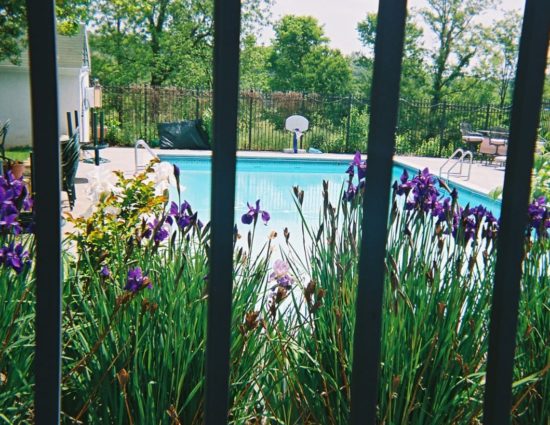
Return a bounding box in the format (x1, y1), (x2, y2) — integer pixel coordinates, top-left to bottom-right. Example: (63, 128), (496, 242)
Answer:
(439, 148), (473, 181)
(134, 139), (159, 174)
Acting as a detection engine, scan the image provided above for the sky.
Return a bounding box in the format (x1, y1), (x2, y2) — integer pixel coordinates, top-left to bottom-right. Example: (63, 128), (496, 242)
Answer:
(258, 0), (525, 55)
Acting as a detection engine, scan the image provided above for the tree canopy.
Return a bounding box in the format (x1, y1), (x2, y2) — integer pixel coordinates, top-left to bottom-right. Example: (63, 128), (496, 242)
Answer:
(88, 0), (273, 87)
(420, 0), (498, 105)
(356, 12), (429, 98)
(268, 15), (351, 95)
(1, 0), (546, 107)
(0, 0), (88, 64)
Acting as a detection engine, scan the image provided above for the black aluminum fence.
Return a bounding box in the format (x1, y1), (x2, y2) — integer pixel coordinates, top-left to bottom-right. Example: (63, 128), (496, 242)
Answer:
(101, 85), (550, 156)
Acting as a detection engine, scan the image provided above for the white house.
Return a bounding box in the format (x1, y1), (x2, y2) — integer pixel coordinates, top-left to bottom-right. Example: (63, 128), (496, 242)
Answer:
(0, 25), (92, 147)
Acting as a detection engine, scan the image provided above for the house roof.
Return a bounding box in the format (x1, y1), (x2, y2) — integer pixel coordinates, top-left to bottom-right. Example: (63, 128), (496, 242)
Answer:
(0, 25), (89, 70)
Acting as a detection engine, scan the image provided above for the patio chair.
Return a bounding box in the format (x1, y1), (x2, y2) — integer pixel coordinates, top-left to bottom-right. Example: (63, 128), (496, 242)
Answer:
(488, 126), (509, 144)
(61, 128), (80, 209)
(460, 122), (484, 144)
(0, 119), (10, 160)
(460, 122), (484, 157)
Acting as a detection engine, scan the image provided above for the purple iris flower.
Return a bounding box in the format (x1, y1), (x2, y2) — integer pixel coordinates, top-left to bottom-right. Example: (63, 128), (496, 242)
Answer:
(399, 168), (441, 212)
(0, 242), (31, 274)
(124, 267), (151, 293)
(155, 225), (169, 242)
(346, 151), (367, 181)
(269, 259), (294, 289)
(142, 227), (152, 239)
(275, 274), (293, 289)
(342, 182), (357, 202)
(432, 197), (453, 226)
(527, 196), (549, 238)
(482, 211), (499, 240)
(400, 169), (409, 184)
(0, 210), (22, 234)
(454, 205), (498, 242)
(168, 200), (197, 230)
(144, 219), (169, 243)
(353, 151), (367, 180)
(241, 200), (270, 225)
(463, 216), (476, 241)
(100, 265), (111, 278)
(23, 197), (33, 211)
(394, 168), (504, 242)
(170, 200), (189, 216)
(0, 170), (33, 235)
(394, 169), (413, 197)
(343, 152), (367, 202)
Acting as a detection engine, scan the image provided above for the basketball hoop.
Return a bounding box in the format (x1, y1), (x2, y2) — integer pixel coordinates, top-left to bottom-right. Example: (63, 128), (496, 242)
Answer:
(285, 115), (309, 153)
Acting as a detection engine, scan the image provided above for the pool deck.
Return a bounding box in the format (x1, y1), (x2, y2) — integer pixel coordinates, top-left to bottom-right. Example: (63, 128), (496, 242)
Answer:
(67, 148), (505, 223)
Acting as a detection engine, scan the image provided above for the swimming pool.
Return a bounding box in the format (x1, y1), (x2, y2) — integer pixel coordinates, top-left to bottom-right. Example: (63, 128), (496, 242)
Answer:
(160, 155), (501, 248)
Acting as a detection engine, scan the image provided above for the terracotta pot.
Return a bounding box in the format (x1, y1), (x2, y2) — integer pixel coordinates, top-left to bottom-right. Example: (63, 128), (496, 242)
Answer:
(11, 162), (25, 179)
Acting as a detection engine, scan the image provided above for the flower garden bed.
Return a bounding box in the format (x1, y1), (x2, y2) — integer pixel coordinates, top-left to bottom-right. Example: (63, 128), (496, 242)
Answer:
(0, 158), (548, 423)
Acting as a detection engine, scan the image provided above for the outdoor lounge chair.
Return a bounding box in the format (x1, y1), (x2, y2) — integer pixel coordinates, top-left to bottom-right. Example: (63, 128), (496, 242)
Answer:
(460, 122), (484, 148)
(61, 128), (80, 209)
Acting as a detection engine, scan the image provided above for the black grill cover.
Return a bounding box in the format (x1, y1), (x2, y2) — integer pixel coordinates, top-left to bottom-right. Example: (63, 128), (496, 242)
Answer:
(158, 120), (210, 149)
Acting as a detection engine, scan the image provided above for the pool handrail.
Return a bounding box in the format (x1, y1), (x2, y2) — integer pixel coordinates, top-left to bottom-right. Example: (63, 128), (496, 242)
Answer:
(439, 148), (473, 181)
(134, 139), (159, 174)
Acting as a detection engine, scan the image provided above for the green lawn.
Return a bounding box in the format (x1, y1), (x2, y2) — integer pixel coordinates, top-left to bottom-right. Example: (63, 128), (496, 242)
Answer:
(5, 147), (32, 162)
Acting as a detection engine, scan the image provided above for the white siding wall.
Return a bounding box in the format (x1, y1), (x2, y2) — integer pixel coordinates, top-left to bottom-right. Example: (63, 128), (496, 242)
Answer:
(0, 67), (85, 147)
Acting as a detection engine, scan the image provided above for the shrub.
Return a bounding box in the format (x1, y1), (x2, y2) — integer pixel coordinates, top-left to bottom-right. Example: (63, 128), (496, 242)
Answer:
(532, 153), (550, 199)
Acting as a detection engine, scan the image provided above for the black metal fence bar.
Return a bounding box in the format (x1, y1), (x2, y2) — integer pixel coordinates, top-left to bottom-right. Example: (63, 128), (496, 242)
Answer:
(350, 0), (408, 424)
(26, 0), (63, 423)
(483, 0), (550, 424)
(204, 0), (241, 423)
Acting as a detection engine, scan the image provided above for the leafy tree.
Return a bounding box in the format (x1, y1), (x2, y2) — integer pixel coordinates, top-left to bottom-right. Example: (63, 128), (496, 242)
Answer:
(356, 12), (429, 98)
(420, 0), (498, 106)
(476, 10), (522, 106)
(0, 0), (26, 64)
(443, 75), (496, 104)
(89, 0), (273, 87)
(0, 0), (89, 65)
(240, 34), (271, 91)
(300, 46), (351, 95)
(349, 53), (372, 98)
(268, 15), (351, 95)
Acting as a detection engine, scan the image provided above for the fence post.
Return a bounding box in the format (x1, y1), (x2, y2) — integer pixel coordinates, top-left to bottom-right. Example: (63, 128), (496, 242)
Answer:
(345, 94), (352, 152)
(248, 90), (253, 150)
(438, 101), (447, 156)
(300, 93), (306, 149)
(143, 85), (148, 141)
(195, 88), (200, 119)
(484, 104), (491, 130)
(26, 1), (63, 421)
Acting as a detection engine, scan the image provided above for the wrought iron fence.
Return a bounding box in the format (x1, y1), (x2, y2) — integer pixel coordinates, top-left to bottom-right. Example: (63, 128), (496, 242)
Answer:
(101, 85), (550, 156)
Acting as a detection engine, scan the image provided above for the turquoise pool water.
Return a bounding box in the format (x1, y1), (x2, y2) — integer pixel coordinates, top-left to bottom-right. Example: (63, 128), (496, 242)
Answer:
(160, 156), (501, 248)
